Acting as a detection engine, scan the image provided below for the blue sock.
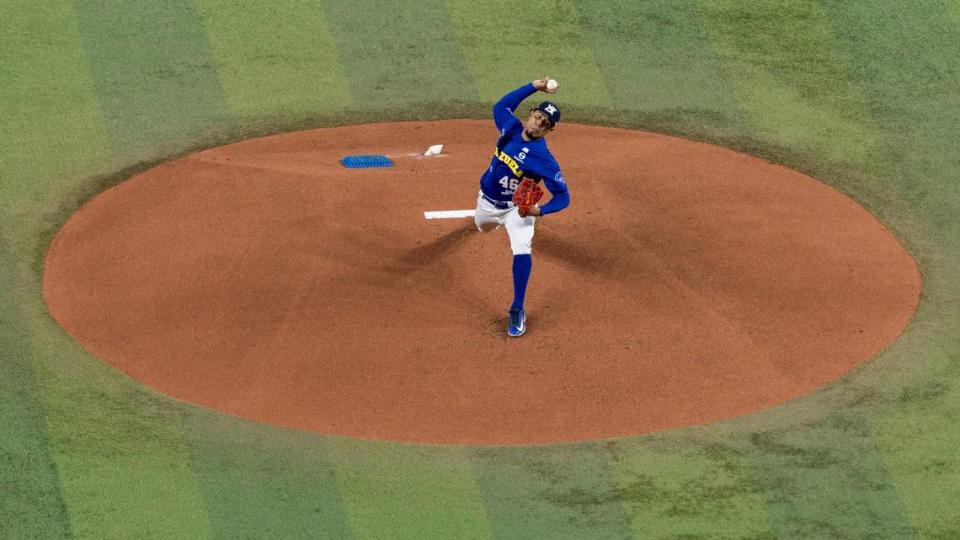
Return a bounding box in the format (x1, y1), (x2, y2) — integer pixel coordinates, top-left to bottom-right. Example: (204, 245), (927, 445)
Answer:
(511, 254), (532, 311)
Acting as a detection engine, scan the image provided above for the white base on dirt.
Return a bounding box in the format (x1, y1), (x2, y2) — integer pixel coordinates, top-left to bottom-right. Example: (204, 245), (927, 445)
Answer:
(387, 144), (445, 160)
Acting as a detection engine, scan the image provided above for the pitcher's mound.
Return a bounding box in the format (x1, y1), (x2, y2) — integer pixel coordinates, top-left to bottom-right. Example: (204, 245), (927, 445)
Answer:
(43, 120), (920, 445)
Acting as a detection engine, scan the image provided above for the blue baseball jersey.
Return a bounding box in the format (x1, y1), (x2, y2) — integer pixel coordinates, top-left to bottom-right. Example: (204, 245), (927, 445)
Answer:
(479, 83), (570, 216)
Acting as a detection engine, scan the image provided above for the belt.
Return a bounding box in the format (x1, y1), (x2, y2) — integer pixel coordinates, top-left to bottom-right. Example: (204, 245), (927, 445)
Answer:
(481, 191), (514, 209)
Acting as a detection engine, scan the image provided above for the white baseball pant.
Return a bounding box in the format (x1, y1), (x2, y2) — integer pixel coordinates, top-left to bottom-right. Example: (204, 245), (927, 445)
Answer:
(474, 191), (535, 255)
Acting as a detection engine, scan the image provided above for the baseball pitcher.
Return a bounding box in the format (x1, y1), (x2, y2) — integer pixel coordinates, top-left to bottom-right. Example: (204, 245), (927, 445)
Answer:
(474, 77), (570, 337)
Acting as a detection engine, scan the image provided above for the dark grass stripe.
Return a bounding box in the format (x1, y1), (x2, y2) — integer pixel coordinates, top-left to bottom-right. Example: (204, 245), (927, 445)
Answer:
(183, 410), (353, 539)
(0, 232), (72, 539)
(575, 0), (740, 125)
(445, 0), (611, 106)
(322, 0), (478, 106)
(73, 0), (232, 158)
(470, 443), (634, 539)
(821, 2), (960, 536)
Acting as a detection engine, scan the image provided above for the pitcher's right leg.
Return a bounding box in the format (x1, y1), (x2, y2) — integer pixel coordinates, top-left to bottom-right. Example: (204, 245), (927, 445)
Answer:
(474, 191), (503, 232)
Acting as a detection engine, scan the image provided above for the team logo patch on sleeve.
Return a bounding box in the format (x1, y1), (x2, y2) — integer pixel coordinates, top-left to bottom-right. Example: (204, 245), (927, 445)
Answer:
(555, 172), (566, 185)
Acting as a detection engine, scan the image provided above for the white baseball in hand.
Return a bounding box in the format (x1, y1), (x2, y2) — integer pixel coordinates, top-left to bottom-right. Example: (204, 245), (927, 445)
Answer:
(546, 79), (558, 92)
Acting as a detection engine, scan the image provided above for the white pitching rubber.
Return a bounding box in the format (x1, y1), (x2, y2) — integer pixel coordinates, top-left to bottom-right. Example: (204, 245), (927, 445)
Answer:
(424, 210), (475, 219)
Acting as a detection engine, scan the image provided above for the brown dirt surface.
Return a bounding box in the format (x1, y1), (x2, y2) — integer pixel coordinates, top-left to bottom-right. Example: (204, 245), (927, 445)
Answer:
(43, 120), (921, 445)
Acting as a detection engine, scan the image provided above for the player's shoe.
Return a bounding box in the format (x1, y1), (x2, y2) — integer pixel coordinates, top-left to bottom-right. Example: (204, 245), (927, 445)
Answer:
(507, 308), (526, 337)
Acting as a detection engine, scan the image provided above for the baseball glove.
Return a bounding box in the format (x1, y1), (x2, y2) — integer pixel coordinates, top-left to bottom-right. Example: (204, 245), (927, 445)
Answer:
(513, 178), (544, 216)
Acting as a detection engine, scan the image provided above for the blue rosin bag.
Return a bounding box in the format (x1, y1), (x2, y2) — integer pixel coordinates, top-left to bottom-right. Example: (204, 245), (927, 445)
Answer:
(340, 155), (394, 168)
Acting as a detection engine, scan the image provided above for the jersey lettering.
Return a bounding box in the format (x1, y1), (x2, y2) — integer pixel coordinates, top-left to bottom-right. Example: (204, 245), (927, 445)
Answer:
(492, 147), (525, 178)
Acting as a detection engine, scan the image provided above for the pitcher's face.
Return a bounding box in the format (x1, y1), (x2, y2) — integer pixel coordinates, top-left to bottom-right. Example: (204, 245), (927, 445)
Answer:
(523, 109), (554, 140)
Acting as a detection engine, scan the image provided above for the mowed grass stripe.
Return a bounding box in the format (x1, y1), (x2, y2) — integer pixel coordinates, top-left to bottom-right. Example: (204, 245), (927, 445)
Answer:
(601, 434), (773, 539)
(0, 229), (72, 539)
(737, 417), (916, 538)
(1, 215), (214, 538)
(73, 0), (231, 159)
(197, 0), (352, 119)
(0, 0), (111, 205)
(25, 346), (215, 538)
(183, 410), (352, 539)
(322, 0), (477, 106)
(575, 0), (739, 123)
(2, 4), (110, 536)
(10, 260), (214, 536)
(314, 10), (493, 536)
(823, 2), (960, 537)
(567, 4), (773, 535)
(950, 0), (960, 26)
(701, 2), (918, 535)
(446, 0), (611, 107)
(326, 440), (492, 539)
(699, 0), (884, 168)
(469, 444), (634, 539)
(821, 1), (960, 236)
(24, 2), (233, 536)
(867, 365), (960, 538)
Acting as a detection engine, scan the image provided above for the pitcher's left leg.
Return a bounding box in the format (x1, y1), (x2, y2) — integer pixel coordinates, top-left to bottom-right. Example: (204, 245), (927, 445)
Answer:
(504, 210), (536, 336)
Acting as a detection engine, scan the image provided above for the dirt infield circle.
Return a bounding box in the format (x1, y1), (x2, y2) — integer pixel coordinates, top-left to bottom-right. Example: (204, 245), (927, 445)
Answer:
(44, 120), (920, 445)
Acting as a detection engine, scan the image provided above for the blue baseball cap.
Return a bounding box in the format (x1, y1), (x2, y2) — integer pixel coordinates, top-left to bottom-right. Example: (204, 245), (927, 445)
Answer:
(536, 101), (561, 126)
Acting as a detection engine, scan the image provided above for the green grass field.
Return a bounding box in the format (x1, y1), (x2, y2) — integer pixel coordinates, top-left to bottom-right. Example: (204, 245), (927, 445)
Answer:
(3, 1), (959, 538)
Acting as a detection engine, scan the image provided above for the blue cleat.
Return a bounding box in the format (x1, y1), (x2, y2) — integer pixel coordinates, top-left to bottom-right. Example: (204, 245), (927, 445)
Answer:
(507, 308), (526, 337)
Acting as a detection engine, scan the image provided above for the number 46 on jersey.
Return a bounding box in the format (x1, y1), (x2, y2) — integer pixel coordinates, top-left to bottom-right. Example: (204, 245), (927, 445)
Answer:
(499, 176), (520, 191)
